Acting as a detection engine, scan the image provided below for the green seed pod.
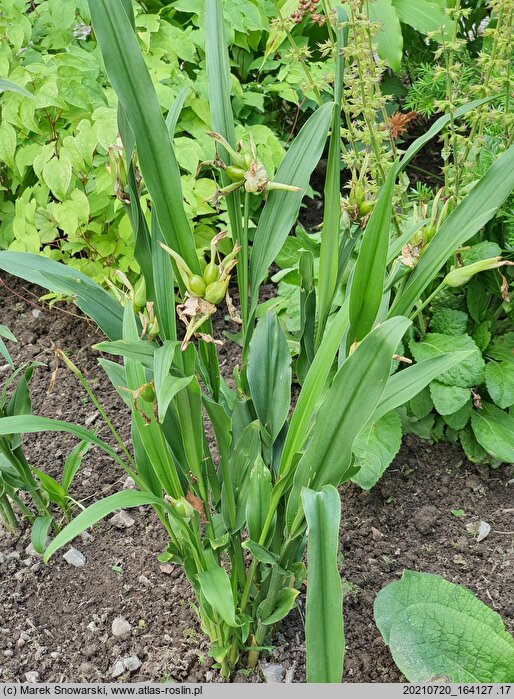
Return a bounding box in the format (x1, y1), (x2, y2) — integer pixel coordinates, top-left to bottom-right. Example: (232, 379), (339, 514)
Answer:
(358, 200), (374, 216)
(188, 274), (207, 297)
(203, 262), (219, 285)
(242, 152), (253, 170)
(139, 382), (155, 403)
(225, 165), (245, 182)
(204, 278), (229, 304)
(172, 497), (194, 518)
(132, 277), (147, 313)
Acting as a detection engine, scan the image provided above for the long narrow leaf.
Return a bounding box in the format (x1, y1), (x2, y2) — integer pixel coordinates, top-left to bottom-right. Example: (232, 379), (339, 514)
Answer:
(87, 0), (198, 271)
(44, 491), (166, 562)
(249, 102), (333, 316)
(316, 9), (347, 344)
(0, 416), (131, 472)
(302, 486), (344, 682)
(286, 316), (411, 530)
(348, 164), (397, 344)
(0, 252), (123, 340)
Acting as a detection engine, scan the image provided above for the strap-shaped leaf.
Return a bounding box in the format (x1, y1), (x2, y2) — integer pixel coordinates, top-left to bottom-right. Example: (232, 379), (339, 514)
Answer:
(44, 491), (167, 562)
(0, 252), (123, 340)
(247, 312), (291, 443)
(198, 567), (238, 627)
(249, 102), (333, 315)
(302, 486), (344, 682)
(87, 0), (198, 271)
(286, 316), (411, 529)
(348, 164), (397, 345)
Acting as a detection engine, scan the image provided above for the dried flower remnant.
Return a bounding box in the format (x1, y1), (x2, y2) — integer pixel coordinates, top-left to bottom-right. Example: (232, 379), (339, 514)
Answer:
(387, 111), (420, 140)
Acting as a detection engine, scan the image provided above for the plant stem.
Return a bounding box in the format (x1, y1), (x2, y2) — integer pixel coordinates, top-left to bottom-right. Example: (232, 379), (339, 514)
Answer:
(0, 494), (17, 530)
(409, 281), (446, 322)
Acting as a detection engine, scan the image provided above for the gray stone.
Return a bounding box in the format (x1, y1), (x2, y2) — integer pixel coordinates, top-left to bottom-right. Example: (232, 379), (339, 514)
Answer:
(25, 672), (40, 683)
(123, 656), (141, 672)
(110, 511), (135, 530)
(111, 660), (125, 679)
(63, 548), (86, 567)
(123, 476), (136, 490)
(260, 662), (285, 683)
(111, 617), (131, 638)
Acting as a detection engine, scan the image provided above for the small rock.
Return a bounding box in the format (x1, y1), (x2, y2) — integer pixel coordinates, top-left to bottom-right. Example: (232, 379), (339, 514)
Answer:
(63, 548), (86, 567)
(87, 622), (98, 633)
(260, 662), (285, 683)
(466, 520), (491, 542)
(110, 511), (135, 530)
(85, 411), (100, 427)
(138, 575), (151, 587)
(205, 671), (213, 682)
(413, 505), (439, 534)
(160, 564), (174, 575)
(123, 476), (136, 490)
(123, 656), (141, 672)
(79, 531), (93, 544)
(111, 617), (132, 638)
(453, 554), (467, 567)
(31, 309), (42, 319)
(6, 551), (21, 562)
(507, 479), (514, 486)
(371, 527), (384, 541)
(50, 652), (62, 660)
(25, 542), (39, 557)
(25, 672), (40, 683)
(111, 660), (125, 679)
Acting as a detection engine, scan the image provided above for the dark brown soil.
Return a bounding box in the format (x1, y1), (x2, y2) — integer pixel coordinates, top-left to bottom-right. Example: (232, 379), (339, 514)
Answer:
(0, 277), (513, 683)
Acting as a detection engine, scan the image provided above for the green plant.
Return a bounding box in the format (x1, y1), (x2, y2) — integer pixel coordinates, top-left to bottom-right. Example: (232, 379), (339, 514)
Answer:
(0, 0), (478, 682)
(375, 570), (514, 682)
(0, 328), (85, 542)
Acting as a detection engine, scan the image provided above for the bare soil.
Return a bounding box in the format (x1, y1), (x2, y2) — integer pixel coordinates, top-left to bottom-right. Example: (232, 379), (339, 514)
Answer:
(0, 277), (512, 683)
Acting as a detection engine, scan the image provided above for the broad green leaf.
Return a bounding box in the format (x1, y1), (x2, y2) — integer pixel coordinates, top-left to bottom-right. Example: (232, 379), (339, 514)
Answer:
(460, 426), (492, 465)
(409, 334), (485, 388)
(408, 386), (434, 419)
(368, 0), (403, 72)
(197, 567), (238, 627)
(430, 381), (470, 415)
(0, 325), (15, 368)
(471, 402), (514, 463)
(302, 486), (344, 683)
(249, 103), (333, 316)
(286, 316), (411, 529)
(87, 0), (198, 271)
(390, 144), (514, 317)
(486, 333), (514, 363)
(44, 491), (166, 562)
(485, 362), (514, 409)
(31, 515), (53, 555)
(247, 312), (291, 442)
(279, 300), (350, 478)
(352, 411), (402, 490)
(348, 164), (397, 344)
(430, 308), (468, 335)
(246, 455), (272, 543)
(0, 122), (17, 168)
(393, 0), (451, 39)
(443, 401), (472, 431)
(259, 587), (299, 626)
(42, 155), (72, 201)
(0, 253), (123, 341)
(241, 539), (278, 565)
(375, 570), (514, 682)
